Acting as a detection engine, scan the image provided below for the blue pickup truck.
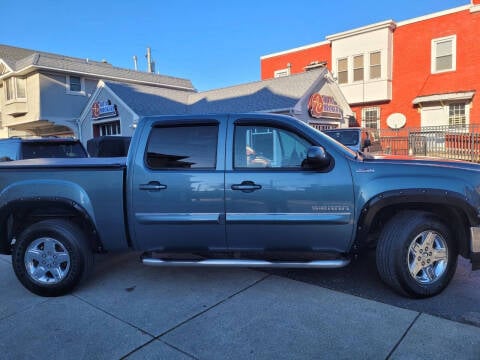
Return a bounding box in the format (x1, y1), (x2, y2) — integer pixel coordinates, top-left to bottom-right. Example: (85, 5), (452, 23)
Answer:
(0, 113), (479, 298)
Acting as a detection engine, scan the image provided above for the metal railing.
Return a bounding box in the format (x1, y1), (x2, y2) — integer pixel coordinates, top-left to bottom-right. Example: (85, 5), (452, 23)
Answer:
(373, 124), (480, 162)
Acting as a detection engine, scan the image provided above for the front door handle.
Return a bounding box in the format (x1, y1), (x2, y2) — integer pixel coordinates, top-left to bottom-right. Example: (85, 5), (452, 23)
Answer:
(139, 181), (167, 191)
(231, 181), (262, 193)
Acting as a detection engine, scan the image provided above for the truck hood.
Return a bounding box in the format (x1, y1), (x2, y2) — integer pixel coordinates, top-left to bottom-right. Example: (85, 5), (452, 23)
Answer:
(364, 154), (480, 172)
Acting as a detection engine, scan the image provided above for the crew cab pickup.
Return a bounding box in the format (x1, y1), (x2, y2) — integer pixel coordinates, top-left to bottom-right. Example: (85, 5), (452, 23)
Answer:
(1, 113), (479, 298)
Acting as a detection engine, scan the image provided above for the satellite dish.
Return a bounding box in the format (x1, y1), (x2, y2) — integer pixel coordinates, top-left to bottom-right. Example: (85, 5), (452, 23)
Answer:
(386, 113), (406, 129)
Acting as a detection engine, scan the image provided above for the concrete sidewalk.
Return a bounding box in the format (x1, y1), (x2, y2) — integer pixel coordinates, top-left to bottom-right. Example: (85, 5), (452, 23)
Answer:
(0, 253), (479, 360)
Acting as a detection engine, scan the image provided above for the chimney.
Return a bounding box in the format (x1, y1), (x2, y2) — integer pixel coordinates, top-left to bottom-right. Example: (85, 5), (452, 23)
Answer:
(471, 0), (480, 12)
(133, 55), (138, 71)
(146, 47), (153, 73)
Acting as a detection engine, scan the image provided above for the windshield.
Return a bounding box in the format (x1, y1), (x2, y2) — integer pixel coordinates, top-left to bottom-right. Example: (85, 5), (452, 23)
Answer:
(22, 142), (87, 159)
(303, 126), (358, 158)
(323, 129), (360, 146)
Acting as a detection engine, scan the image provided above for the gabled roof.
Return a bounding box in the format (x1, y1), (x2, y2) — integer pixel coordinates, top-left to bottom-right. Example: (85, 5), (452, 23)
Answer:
(104, 81), (191, 115)
(100, 68), (328, 116)
(187, 69), (326, 114)
(0, 44), (36, 69)
(0, 44), (195, 91)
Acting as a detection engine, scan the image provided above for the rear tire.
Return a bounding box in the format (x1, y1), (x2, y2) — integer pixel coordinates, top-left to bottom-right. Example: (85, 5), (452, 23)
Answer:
(376, 211), (457, 298)
(12, 219), (93, 297)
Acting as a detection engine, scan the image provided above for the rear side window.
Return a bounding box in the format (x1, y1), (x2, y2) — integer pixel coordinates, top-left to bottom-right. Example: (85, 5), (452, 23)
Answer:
(22, 142), (87, 159)
(146, 125), (218, 169)
(0, 142), (19, 161)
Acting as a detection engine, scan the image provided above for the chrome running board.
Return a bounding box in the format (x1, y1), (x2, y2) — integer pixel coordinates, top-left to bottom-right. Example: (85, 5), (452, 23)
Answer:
(141, 257), (350, 269)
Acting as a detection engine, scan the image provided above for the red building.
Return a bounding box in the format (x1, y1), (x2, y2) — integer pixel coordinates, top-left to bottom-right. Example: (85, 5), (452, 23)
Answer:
(261, 1), (480, 135)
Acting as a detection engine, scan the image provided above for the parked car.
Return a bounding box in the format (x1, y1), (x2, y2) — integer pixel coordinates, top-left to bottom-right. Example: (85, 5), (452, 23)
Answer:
(0, 113), (478, 298)
(323, 128), (377, 153)
(0, 137), (88, 161)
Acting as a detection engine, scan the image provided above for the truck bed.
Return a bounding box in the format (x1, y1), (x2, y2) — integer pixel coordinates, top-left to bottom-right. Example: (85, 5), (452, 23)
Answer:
(0, 157), (128, 251)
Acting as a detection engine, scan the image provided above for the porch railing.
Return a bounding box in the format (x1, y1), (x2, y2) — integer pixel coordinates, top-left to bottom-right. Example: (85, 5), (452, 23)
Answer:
(372, 124), (480, 162)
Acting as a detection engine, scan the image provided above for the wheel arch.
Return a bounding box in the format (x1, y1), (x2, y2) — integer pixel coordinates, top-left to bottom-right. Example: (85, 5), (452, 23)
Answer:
(0, 197), (102, 255)
(356, 189), (478, 258)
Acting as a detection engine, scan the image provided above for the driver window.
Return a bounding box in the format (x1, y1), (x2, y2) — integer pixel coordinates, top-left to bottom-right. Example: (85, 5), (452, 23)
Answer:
(234, 125), (311, 169)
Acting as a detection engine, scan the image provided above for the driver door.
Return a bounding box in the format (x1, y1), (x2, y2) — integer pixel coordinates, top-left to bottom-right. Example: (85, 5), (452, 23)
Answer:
(225, 118), (355, 253)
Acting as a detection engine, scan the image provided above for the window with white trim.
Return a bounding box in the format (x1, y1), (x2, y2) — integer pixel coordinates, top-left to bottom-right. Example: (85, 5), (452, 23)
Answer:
(449, 103), (466, 128)
(369, 51), (381, 79)
(16, 78), (26, 98)
(431, 35), (456, 73)
(0, 62), (8, 75)
(362, 107), (380, 130)
(4, 77), (26, 101)
(5, 78), (14, 101)
(353, 55), (364, 82)
(274, 68), (290, 78)
(66, 75), (85, 94)
(337, 58), (348, 84)
(95, 120), (121, 136)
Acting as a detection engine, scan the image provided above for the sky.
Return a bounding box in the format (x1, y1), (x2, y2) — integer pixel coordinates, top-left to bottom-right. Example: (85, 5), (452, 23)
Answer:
(1, 0), (470, 91)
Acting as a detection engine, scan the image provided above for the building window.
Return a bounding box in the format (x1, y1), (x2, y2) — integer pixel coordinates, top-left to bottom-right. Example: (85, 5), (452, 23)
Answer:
(337, 58), (348, 84)
(431, 35), (456, 73)
(0, 62), (7, 75)
(310, 124), (337, 131)
(5, 78), (14, 101)
(16, 78), (26, 98)
(274, 68), (290, 78)
(4, 77), (26, 101)
(66, 75), (85, 94)
(353, 55), (364, 82)
(94, 120), (121, 136)
(449, 103), (466, 128)
(369, 52), (381, 79)
(362, 107), (380, 130)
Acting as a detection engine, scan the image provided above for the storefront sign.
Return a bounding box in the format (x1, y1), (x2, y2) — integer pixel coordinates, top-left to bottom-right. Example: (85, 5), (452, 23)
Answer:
(308, 93), (342, 119)
(92, 100), (118, 120)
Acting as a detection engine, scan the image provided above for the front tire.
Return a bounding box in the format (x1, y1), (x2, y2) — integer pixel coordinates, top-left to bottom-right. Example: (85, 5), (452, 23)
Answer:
(376, 211), (457, 298)
(12, 219), (93, 297)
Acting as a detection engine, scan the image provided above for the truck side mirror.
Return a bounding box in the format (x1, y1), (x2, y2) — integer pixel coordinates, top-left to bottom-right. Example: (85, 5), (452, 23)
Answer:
(303, 146), (331, 170)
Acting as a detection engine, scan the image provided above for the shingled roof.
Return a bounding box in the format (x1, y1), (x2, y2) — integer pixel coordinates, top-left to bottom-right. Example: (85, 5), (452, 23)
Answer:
(187, 69), (325, 113)
(104, 81), (191, 115)
(0, 44), (195, 90)
(102, 68), (327, 116)
(0, 44), (38, 69)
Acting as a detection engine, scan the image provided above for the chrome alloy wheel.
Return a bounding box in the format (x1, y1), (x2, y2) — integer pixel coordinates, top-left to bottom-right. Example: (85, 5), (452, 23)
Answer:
(24, 237), (71, 284)
(407, 230), (448, 284)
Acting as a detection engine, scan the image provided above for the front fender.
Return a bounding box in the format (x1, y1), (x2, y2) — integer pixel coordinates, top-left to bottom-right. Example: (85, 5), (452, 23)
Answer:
(355, 188), (480, 253)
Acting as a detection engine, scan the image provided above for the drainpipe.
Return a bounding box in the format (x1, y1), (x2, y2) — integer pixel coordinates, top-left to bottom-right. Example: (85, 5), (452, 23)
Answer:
(76, 118), (82, 142)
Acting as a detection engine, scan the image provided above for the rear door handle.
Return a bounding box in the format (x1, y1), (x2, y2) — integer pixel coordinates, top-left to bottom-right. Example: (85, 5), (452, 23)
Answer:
(139, 181), (167, 191)
(231, 181), (262, 192)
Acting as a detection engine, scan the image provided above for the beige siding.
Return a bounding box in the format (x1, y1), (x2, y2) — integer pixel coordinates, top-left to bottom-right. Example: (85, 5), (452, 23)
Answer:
(2, 73), (40, 128)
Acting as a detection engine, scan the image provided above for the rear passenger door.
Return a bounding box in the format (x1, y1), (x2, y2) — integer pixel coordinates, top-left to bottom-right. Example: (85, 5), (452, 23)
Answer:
(130, 118), (227, 251)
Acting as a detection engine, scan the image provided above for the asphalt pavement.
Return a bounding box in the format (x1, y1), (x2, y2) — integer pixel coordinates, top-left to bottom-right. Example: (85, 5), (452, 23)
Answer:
(1, 252), (479, 360)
